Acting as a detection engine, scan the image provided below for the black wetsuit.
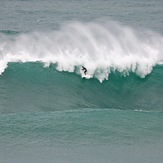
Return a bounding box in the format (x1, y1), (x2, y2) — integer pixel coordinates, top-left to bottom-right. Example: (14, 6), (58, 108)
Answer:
(82, 67), (87, 75)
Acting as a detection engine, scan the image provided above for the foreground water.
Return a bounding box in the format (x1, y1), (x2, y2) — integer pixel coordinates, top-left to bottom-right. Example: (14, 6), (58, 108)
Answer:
(1, 109), (163, 163)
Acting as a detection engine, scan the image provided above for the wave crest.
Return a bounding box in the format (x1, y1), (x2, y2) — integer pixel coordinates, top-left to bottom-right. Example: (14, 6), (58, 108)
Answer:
(0, 20), (163, 82)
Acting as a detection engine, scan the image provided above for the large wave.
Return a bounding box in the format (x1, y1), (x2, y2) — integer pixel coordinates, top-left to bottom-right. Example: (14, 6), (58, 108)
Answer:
(0, 20), (163, 82)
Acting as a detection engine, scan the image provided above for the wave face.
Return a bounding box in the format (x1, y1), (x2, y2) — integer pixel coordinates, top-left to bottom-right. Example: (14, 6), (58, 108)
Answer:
(0, 21), (163, 82)
(0, 62), (163, 113)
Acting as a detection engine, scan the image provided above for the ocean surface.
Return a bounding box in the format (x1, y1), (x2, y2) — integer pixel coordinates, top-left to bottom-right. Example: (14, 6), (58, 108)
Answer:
(0, 0), (163, 162)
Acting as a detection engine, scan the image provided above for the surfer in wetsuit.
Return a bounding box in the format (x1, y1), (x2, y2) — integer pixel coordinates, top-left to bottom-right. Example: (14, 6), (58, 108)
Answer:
(81, 66), (87, 75)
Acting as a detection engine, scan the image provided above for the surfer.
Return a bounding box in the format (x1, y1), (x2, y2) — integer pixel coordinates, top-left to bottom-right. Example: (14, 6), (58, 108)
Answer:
(81, 66), (87, 75)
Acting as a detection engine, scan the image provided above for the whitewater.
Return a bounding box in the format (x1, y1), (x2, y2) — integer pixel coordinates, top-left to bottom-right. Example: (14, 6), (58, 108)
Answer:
(1, 20), (163, 82)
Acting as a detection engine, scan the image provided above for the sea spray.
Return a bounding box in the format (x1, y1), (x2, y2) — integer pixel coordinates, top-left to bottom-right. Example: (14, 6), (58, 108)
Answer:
(0, 20), (163, 82)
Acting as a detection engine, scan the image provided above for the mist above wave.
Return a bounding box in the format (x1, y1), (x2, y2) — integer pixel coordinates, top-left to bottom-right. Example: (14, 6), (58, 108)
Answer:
(0, 20), (163, 82)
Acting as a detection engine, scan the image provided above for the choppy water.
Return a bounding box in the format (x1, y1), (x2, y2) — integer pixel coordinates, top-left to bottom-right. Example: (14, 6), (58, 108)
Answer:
(0, 0), (163, 163)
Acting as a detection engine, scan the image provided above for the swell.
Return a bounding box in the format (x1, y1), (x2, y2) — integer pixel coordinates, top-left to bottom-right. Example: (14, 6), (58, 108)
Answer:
(0, 62), (163, 113)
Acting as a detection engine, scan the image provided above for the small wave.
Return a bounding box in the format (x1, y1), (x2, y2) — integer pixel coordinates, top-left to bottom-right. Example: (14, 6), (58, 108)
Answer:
(0, 30), (20, 35)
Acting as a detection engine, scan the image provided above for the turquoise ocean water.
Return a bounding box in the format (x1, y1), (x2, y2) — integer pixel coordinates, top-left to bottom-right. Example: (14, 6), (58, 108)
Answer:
(0, 0), (163, 162)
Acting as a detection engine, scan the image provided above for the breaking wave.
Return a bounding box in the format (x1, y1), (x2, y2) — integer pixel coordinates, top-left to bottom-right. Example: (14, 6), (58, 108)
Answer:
(0, 20), (163, 82)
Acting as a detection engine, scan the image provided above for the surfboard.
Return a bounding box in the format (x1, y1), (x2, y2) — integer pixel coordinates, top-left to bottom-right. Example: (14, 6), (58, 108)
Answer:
(80, 69), (90, 78)
(82, 74), (91, 79)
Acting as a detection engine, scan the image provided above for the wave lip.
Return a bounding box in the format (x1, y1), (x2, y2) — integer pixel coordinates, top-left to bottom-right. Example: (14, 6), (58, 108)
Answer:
(0, 20), (163, 82)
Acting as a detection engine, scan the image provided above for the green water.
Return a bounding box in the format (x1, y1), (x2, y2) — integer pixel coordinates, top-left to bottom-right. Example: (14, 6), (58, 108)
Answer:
(1, 109), (163, 163)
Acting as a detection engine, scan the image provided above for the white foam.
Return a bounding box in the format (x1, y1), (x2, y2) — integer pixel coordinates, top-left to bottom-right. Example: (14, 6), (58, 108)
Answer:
(0, 20), (163, 82)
